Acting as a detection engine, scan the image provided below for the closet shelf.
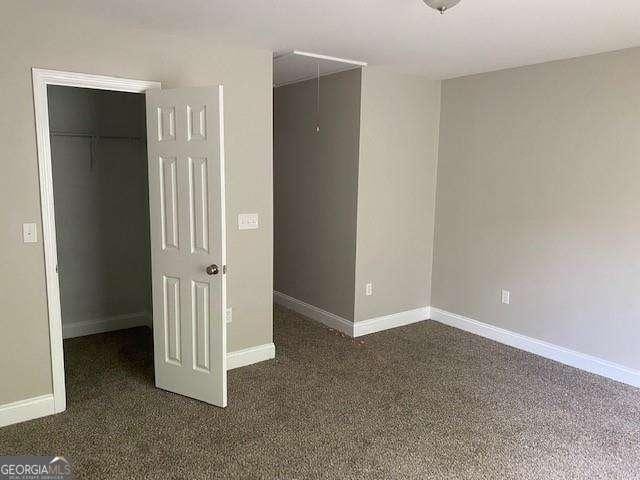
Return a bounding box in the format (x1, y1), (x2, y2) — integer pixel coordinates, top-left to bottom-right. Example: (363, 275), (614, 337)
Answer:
(49, 131), (143, 141)
(49, 131), (144, 171)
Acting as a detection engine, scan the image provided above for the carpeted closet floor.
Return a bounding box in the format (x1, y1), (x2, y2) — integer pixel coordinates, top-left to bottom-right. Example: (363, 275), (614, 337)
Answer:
(2, 306), (639, 479)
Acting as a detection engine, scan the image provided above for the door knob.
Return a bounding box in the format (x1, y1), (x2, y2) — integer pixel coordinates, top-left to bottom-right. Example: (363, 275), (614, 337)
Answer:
(206, 264), (219, 275)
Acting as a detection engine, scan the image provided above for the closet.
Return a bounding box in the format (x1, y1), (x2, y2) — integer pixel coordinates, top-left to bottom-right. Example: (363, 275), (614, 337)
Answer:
(48, 86), (152, 338)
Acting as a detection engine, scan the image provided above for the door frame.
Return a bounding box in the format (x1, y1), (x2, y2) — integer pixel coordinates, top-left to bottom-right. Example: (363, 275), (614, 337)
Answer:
(32, 68), (161, 414)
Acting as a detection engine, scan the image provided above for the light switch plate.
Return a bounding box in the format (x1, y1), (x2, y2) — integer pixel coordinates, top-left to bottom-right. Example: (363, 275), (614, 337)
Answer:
(23, 223), (38, 243)
(238, 213), (259, 230)
(501, 289), (510, 305)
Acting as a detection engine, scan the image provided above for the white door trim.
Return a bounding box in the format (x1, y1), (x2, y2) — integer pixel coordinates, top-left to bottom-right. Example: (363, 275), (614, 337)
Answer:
(32, 68), (161, 416)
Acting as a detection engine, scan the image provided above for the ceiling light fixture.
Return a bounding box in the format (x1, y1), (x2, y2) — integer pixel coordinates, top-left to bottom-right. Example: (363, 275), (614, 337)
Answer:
(423, 0), (462, 14)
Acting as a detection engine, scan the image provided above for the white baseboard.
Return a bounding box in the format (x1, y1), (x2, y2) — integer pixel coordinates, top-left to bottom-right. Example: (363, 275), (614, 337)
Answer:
(0, 394), (55, 428)
(430, 308), (640, 389)
(274, 291), (431, 338)
(274, 291), (354, 336)
(62, 312), (152, 339)
(353, 307), (431, 337)
(227, 343), (275, 370)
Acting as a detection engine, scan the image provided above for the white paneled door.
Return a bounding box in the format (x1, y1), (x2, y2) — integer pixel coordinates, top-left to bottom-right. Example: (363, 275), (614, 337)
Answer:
(146, 87), (227, 407)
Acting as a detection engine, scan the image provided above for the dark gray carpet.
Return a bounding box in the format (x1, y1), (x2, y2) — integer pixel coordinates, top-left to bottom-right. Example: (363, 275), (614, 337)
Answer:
(2, 306), (639, 479)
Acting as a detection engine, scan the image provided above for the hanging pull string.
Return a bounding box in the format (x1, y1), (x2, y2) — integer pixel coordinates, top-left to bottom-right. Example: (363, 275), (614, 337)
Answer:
(316, 62), (320, 133)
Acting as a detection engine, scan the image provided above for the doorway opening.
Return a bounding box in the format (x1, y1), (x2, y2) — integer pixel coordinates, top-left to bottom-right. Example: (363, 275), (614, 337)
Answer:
(48, 84), (154, 405)
(34, 69), (229, 415)
(33, 69), (161, 414)
(272, 52), (366, 331)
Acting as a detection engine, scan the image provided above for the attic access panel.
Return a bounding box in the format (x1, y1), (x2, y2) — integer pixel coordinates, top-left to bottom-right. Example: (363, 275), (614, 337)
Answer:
(273, 51), (367, 87)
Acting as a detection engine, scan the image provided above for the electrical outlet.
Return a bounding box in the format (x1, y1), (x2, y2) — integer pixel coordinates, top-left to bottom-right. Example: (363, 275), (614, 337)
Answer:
(501, 289), (510, 305)
(226, 307), (233, 323)
(23, 223), (38, 243)
(365, 282), (373, 296)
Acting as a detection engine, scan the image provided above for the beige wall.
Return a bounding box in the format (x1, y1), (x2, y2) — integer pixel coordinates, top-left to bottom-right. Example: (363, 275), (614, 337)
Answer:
(274, 69), (361, 320)
(432, 47), (640, 370)
(354, 68), (441, 322)
(0, 5), (273, 405)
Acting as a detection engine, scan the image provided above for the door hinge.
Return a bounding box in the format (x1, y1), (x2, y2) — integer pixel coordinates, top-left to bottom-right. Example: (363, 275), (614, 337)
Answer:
(223, 265), (227, 274)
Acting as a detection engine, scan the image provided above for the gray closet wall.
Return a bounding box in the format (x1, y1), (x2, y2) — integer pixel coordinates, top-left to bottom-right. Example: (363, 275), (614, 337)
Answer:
(48, 86), (151, 332)
(274, 69), (362, 321)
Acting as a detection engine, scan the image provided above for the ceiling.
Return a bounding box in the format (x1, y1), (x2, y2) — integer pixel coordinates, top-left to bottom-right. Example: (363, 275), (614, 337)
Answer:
(36, 0), (640, 79)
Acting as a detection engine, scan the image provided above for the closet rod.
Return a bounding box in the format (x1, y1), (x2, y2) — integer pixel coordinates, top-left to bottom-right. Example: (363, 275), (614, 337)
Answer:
(49, 131), (143, 141)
